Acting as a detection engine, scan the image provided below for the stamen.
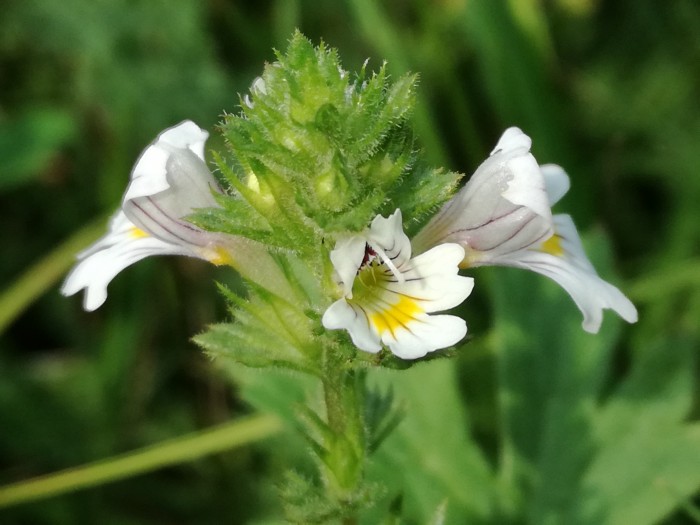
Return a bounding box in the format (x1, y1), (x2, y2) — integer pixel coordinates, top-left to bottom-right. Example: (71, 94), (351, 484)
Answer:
(370, 244), (405, 283)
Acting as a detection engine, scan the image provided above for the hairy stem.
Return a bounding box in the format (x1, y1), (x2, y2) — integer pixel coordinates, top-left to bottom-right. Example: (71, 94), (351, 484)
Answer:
(321, 344), (366, 504)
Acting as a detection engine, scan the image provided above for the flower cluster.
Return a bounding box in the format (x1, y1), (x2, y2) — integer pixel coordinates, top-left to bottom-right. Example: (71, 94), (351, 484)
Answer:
(62, 119), (637, 358)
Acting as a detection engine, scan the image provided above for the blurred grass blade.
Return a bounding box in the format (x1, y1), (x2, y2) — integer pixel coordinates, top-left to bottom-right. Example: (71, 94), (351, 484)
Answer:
(628, 258), (700, 302)
(0, 414), (282, 508)
(0, 217), (106, 334)
(459, 0), (560, 144)
(506, 0), (556, 66)
(0, 108), (77, 191)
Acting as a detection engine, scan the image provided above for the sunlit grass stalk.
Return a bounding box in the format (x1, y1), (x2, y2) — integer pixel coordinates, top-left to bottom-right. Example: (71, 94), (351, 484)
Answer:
(628, 258), (700, 302)
(0, 414), (282, 508)
(0, 217), (107, 334)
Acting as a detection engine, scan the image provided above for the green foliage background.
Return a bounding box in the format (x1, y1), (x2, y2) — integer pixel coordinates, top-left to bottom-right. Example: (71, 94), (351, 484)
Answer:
(1, 0), (699, 523)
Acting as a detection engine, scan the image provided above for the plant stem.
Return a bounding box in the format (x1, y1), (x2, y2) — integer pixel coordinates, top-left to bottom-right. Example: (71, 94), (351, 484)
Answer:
(321, 344), (366, 503)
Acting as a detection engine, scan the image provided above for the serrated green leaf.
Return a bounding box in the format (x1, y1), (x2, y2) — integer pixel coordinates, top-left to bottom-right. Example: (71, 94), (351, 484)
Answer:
(578, 423), (700, 525)
(396, 165), (463, 236)
(366, 360), (496, 524)
(572, 338), (698, 525)
(364, 387), (405, 454)
(194, 323), (312, 374)
(187, 205), (275, 246)
(197, 278), (321, 374)
(487, 229), (627, 523)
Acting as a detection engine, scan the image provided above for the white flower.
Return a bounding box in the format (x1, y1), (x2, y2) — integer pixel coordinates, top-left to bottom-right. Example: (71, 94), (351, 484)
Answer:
(61, 120), (234, 311)
(412, 127), (638, 333)
(322, 209), (474, 359)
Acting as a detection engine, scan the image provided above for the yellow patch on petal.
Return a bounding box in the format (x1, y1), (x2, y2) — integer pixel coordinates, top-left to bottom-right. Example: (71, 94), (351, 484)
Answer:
(369, 295), (424, 335)
(129, 226), (149, 239)
(541, 234), (564, 257)
(207, 246), (235, 266)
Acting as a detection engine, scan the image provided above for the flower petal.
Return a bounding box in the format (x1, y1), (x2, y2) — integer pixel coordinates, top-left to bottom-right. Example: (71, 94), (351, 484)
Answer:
(338, 244), (472, 358)
(324, 212), (473, 358)
(60, 211), (190, 311)
(322, 299), (382, 353)
(412, 127), (552, 260)
(488, 127), (551, 219)
(329, 235), (366, 297)
(412, 126), (636, 333)
(541, 163), (570, 206)
(124, 121), (210, 201)
(384, 243), (474, 311)
(123, 195), (213, 248)
(490, 126), (532, 154)
(122, 121), (223, 247)
(496, 214), (638, 333)
(368, 209), (412, 269)
(62, 121), (242, 312)
(382, 314), (467, 360)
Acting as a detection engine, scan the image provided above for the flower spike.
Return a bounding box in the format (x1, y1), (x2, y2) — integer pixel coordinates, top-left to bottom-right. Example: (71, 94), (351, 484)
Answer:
(413, 127), (637, 333)
(61, 121), (235, 311)
(323, 209), (474, 359)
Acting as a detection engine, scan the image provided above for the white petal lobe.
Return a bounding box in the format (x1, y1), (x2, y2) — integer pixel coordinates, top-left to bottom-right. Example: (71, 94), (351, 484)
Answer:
(60, 212), (190, 311)
(322, 300), (382, 353)
(386, 315), (468, 360)
(330, 236), (366, 297)
(491, 126), (531, 155)
(125, 120), (211, 201)
(493, 214), (637, 333)
(541, 164), (570, 206)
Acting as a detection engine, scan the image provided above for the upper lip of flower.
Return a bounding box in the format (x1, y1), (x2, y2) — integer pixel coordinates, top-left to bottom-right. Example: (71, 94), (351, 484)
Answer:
(121, 120), (224, 247)
(331, 209), (412, 298)
(412, 127), (554, 259)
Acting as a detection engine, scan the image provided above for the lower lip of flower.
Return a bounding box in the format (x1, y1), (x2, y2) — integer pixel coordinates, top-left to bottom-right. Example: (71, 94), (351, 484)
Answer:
(367, 294), (423, 336)
(350, 263), (424, 335)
